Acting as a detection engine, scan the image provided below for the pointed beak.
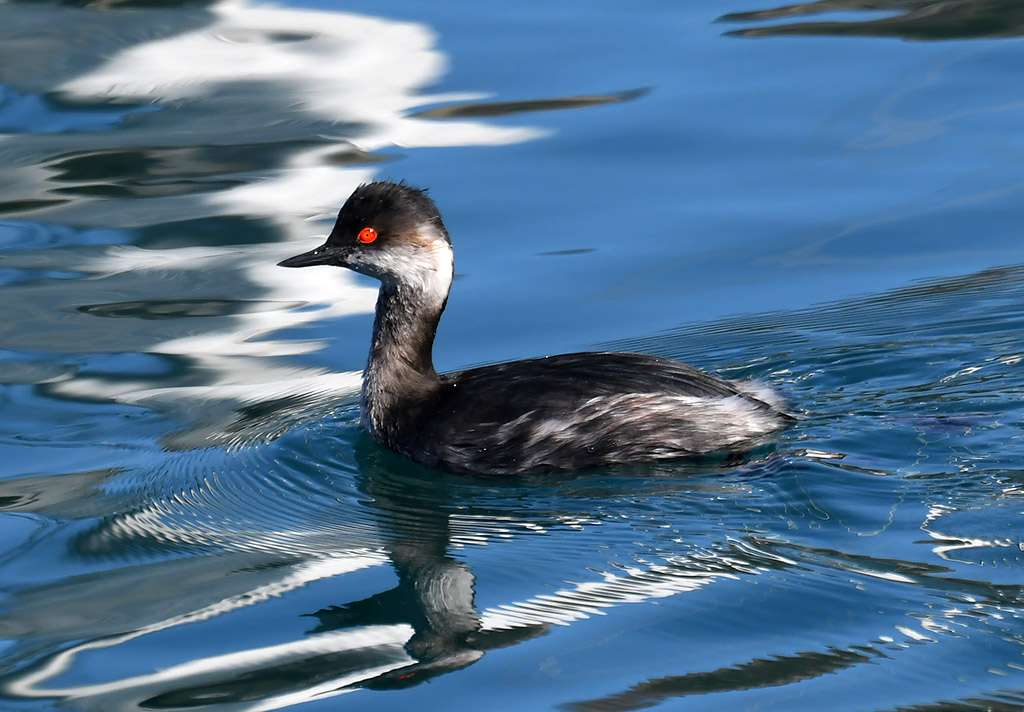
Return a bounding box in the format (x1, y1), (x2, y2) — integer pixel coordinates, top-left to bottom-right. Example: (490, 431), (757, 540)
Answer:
(278, 243), (346, 268)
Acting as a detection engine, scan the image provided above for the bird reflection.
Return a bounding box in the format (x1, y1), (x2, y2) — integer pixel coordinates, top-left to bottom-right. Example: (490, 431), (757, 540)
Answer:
(309, 441), (549, 691)
(0, 436), (555, 709)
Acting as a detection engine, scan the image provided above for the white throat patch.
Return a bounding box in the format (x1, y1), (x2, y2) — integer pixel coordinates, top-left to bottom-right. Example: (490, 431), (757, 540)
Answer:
(375, 236), (453, 306)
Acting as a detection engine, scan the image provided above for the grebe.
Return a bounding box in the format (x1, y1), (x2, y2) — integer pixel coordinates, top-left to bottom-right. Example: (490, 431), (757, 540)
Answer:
(279, 181), (791, 475)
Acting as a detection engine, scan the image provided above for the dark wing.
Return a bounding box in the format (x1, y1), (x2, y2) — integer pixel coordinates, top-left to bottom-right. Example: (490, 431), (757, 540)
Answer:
(436, 351), (744, 416)
(414, 352), (780, 474)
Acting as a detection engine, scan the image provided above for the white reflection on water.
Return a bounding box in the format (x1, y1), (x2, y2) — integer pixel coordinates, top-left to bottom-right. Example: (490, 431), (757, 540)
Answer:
(8, 0), (547, 445)
(1, 518), (757, 711)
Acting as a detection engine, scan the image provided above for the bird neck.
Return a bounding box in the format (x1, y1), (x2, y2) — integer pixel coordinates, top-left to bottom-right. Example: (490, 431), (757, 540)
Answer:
(361, 282), (448, 435)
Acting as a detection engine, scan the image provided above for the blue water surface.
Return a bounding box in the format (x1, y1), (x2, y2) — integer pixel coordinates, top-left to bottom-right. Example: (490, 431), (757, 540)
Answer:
(0, 0), (1023, 710)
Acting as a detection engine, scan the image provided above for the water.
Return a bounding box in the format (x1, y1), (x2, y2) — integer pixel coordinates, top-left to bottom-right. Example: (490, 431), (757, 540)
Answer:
(1, 0), (1023, 710)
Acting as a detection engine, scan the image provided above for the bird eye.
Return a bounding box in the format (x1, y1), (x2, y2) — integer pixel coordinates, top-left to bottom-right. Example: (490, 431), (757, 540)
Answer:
(357, 227), (377, 244)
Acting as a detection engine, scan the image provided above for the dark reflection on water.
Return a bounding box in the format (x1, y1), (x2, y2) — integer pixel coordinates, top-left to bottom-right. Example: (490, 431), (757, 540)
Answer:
(47, 143), (312, 200)
(566, 647), (876, 712)
(411, 89), (648, 120)
(77, 298), (303, 319)
(721, 0), (1024, 40)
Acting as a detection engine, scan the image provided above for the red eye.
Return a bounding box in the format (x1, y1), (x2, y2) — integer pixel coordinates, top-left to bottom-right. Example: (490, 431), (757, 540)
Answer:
(357, 227), (377, 244)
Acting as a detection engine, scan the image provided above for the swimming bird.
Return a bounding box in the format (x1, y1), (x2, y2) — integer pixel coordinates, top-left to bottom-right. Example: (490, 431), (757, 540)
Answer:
(279, 181), (791, 475)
